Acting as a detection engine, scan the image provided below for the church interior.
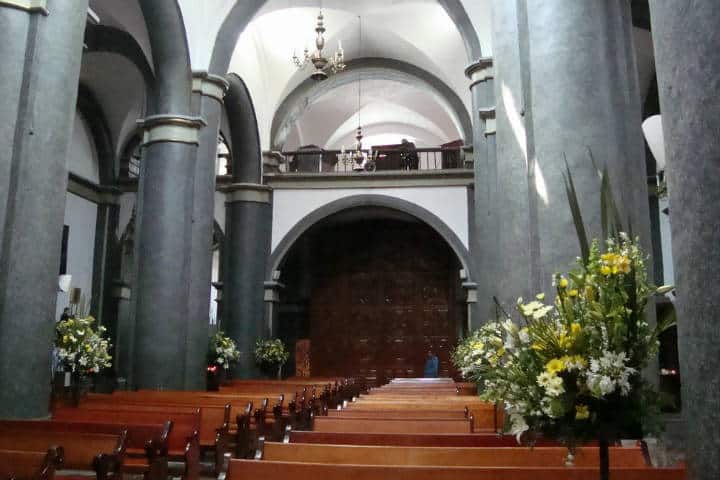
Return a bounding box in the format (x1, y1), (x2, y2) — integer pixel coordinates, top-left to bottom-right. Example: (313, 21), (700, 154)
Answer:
(0, 1), (717, 479)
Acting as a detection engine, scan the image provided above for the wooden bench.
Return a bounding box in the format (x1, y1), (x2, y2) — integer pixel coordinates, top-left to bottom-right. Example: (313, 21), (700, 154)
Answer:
(261, 442), (648, 467)
(0, 430), (125, 480)
(0, 420), (167, 480)
(288, 431), (570, 447)
(226, 459), (687, 480)
(327, 409), (469, 419)
(312, 417), (473, 434)
(0, 448), (61, 480)
(51, 407), (199, 480)
(77, 395), (230, 471)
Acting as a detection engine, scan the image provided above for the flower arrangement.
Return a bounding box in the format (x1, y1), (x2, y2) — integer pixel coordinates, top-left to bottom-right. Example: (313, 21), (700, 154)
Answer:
(454, 234), (673, 478)
(55, 315), (112, 375)
(254, 338), (289, 379)
(208, 331), (241, 368)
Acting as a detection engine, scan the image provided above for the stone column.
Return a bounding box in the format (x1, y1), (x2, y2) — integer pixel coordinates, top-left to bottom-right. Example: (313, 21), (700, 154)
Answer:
(491, 0), (652, 299)
(648, 2), (720, 478)
(132, 115), (205, 390)
(90, 194), (120, 332)
(222, 184), (273, 378)
(111, 281), (132, 389)
(184, 72), (229, 390)
(264, 278), (284, 338)
(0, 0), (89, 418)
(466, 57), (497, 326)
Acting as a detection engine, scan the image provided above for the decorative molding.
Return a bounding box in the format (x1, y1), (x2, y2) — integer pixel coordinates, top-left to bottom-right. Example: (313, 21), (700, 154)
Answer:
(137, 114), (206, 147)
(465, 57), (494, 84)
(192, 71), (230, 103)
(478, 107), (497, 137)
(264, 281), (285, 302)
(264, 169), (474, 189)
(221, 183), (273, 204)
(67, 173), (119, 205)
(462, 281), (478, 303)
(0, 0), (48, 14)
(111, 283), (131, 300)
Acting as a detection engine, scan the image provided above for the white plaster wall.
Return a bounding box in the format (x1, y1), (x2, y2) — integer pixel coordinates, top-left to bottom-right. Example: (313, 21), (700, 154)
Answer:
(68, 110), (99, 183)
(272, 186), (469, 251)
(55, 193), (98, 320)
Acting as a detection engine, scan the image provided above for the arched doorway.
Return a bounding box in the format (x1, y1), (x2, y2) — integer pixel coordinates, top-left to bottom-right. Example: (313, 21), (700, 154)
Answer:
(275, 206), (468, 386)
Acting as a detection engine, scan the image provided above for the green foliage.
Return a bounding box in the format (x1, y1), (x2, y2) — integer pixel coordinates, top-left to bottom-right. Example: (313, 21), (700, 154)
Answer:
(254, 338), (289, 366)
(208, 331), (240, 367)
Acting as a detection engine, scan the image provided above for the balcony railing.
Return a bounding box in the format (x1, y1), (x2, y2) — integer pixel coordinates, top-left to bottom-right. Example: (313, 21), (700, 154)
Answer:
(269, 147), (470, 174)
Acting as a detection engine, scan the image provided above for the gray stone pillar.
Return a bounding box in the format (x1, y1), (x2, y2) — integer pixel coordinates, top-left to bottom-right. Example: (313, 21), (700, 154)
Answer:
(111, 281), (132, 388)
(185, 72), (229, 389)
(264, 278), (284, 338)
(649, 2), (720, 478)
(222, 184), (273, 378)
(0, 0), (89, 418)
(132, 115), (205, 390)
(466, 57), (497, 326)
(491, 0), (652, 299)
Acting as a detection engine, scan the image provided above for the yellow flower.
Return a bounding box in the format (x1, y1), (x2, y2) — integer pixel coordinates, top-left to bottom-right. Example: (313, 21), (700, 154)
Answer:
(67, 319), (74, 326)
(546, 358), (565, 374)
(570, 323), (582, 336)
(576, 404), (590, 420)
(600, 265), (612, 276)
(568, 289), (579, 297)
(63, 335), (69, 343)
(617, 255), (631, 274)
(584, 286), (595, 300)
(558, 278), (569, 289)
(471, 341), (485, 352)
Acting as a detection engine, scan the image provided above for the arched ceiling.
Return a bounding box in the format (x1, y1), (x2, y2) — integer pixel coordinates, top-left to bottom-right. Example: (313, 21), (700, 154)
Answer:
(227, 0), (484, 149)
(272, 57), (471, 150)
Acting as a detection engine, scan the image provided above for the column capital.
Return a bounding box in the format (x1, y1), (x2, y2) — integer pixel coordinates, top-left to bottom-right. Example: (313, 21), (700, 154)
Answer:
(264, 280), (285, 303)
(478, 107), (496, 137)
(137, 114), (206, 147)
(192, 71), (229, 103)
(0, 0), (48, 14)
(221, 183), (272, 204)
(462, 281), (478, 303)
(465, 57), (494, 86)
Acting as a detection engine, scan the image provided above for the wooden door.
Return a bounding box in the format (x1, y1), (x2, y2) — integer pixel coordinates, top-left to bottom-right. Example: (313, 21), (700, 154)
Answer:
(308, 222), (460, 385)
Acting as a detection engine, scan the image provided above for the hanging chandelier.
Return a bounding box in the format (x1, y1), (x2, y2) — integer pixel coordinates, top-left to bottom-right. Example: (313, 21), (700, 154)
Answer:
(292, 9), (345, 81)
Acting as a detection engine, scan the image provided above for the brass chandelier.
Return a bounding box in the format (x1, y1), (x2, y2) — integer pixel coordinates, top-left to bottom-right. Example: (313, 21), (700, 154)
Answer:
(292, 9), (346, 81)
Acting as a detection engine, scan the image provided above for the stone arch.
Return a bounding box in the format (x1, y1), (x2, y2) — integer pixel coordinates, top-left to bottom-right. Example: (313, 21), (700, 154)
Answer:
(271, 57), (473, 149)
(225, 74), (262, 183)
(209, 0), (482, 76)
(268, 194), (473, 282)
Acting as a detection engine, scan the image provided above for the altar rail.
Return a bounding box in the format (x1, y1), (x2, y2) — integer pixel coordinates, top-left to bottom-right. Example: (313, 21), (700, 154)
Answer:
(273, 147), (469, 174)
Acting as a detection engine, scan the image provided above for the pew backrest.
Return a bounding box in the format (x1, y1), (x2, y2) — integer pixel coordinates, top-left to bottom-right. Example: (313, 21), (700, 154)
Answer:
(0, 448), (61, 480)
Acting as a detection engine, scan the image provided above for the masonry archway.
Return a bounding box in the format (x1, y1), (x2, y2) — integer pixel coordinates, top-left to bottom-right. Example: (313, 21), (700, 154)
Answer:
(268, 195), (471, 385)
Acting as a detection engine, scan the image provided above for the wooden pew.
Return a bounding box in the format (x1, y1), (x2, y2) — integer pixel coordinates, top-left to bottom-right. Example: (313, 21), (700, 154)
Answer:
(0, 448), (61, 480)
(77, 395), (231, 471)
(0, 430), (125, 480)
(261, 442), (648, 467)
(312, 417), (473, 434)
(51, 407), (199, 480)
(226, 459), (687, 480)
(326, 409), (468, 419)
(288, 431), (570, 447)
(0, 420), (167, 480)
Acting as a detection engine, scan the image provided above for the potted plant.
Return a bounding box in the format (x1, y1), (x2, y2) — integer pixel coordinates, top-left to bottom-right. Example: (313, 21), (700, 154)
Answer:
(207, 331), (240, 390)
(254, 338), (289, 380)
(54, 315), (112, 404)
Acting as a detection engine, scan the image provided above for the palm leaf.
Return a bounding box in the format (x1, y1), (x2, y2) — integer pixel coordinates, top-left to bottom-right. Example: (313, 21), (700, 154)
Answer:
(562, 154), (590, 265)
(600, 165), (625, 239)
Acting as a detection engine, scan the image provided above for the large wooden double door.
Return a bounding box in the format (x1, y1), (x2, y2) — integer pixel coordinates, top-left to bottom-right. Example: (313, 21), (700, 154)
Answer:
(308, 221), (461, 385)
